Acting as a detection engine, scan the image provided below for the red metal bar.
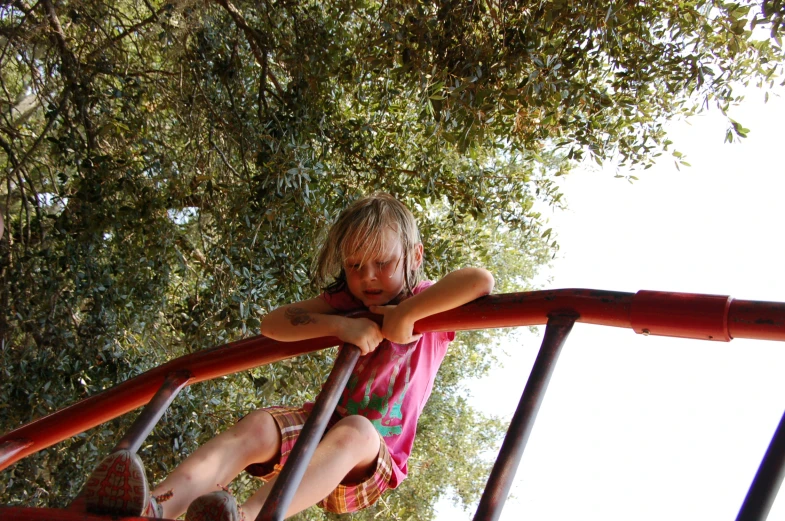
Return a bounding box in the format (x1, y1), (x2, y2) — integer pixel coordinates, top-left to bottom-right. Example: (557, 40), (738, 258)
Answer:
(729, 300), (785, 342)
(0, 506), (168, 521)
(2, 289), (784, 472)
(473, 314), (577, 521)
(630, 290), (732, 341)
(0, 440), (33, 468)
(0, 335), (342, 471)
(257, 345), (361, 521)
(736, 409), (785, 521)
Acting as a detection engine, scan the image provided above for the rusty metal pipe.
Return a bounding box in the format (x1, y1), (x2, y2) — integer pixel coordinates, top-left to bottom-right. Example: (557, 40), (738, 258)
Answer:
(473, 314), (577, 521)
(112, 370), (192, 454)
(257, 345), (361, 521)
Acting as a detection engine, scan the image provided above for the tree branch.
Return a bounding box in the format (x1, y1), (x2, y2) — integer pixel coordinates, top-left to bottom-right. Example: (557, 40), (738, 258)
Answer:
(7, 88), (71, 188)
(85, 6), (171, 62)
(212, 0), (286, 100)
(41, 0), (98, 152)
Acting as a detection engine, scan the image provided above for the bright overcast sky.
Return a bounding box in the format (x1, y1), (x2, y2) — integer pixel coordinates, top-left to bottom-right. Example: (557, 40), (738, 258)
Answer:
(436, 82), (785, 521)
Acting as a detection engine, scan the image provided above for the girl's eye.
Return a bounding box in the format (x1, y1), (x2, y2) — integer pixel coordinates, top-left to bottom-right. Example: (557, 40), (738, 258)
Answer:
(377, 261), (389, 268)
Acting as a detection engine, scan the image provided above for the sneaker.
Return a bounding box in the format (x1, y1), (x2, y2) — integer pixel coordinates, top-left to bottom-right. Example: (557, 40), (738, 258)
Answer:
(83, 449), (150, 516)
(186, 490), (243, 521)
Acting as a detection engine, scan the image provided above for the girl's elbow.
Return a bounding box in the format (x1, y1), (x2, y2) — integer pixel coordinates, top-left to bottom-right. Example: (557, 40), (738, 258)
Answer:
(260, 313), (279, 338)
(462, 267), (494, 295)
(477, 268), (495, 295)
(260, 319), (272, 337)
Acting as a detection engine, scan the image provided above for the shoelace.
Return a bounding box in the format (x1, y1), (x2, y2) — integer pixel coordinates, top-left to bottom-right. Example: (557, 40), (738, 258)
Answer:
(154, 490), (174, 504)
(144, 490), (173, 518)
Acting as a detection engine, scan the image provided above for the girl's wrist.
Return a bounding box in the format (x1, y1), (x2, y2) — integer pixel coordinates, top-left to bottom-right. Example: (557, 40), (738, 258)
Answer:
(327, 314), (349, 338)
(395, 297), (422, 323)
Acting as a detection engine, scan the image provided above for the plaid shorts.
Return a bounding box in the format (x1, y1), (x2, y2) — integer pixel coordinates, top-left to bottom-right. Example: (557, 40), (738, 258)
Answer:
(244, 406), (394, 514)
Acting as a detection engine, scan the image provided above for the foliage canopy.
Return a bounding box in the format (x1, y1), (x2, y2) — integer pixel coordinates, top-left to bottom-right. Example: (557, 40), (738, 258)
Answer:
(1, 0), (782, 518)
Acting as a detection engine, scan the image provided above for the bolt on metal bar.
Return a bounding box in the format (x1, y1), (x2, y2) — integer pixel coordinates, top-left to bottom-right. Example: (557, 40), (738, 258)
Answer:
(473, 314), (577, 521)
(112, 370), (192, 454)
(257, 344), (361, 521)
(736, 409), (785, 521)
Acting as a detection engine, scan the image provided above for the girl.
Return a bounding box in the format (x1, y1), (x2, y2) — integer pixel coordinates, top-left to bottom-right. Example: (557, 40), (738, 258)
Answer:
(86, 193), (494, 520)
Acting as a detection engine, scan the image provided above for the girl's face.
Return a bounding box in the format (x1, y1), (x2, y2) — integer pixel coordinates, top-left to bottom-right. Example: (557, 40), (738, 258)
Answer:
(343, 227), (422, 307)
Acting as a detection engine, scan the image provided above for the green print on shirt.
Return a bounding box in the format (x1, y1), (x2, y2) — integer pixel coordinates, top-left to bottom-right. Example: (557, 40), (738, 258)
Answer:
(344, 346), (412, 437)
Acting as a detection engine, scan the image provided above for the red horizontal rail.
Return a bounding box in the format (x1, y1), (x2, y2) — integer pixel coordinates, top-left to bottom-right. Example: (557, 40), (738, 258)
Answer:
(2, 288), (784, 472)
(0, 507), (152, 521)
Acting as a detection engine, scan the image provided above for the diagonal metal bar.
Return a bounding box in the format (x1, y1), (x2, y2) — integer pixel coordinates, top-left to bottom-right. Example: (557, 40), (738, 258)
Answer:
(257, 344), (361, 521)
(68, 370), (192, 512)
(736, 408), (785, 521)
(112, 370), (192, 454)
(473, 314), (577, 521)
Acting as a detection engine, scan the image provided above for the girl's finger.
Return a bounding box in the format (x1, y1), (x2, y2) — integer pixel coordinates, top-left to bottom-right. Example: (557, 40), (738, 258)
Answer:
(369, 305), (395, 314)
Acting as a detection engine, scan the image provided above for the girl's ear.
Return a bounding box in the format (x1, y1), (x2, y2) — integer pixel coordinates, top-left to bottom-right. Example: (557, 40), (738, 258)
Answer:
(411, 243), (424, 270)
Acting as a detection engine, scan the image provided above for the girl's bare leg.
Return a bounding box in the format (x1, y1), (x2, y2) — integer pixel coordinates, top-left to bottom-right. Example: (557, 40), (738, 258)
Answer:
(151, 410), (282, 518)
(241, 415), (381, 519)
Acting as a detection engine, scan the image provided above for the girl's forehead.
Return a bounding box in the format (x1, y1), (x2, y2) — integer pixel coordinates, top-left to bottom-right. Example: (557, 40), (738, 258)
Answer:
(343, 226), (402, 261)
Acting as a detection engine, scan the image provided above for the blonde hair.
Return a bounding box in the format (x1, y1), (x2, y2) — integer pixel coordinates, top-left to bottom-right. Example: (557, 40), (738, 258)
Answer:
(314, 193), (423, 295)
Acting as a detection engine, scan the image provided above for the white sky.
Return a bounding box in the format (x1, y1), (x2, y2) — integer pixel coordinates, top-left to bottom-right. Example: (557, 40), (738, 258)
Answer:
(436, 83), (785, 521)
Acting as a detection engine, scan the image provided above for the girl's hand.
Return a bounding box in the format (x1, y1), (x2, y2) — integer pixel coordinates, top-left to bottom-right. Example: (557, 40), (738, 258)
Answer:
(369, 305), (422, 345)
(338, 317), (384, 356)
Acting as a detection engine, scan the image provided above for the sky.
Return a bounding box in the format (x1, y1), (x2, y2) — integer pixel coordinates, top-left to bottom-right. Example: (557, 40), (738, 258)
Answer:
(436, 82), (785, 521)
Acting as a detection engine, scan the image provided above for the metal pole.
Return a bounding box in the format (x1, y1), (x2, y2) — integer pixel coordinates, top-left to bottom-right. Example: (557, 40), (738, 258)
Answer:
(112, 370), (192, 453)
(473, 314), (576, 521)
(736, 409), (785, 521)
(0, 439), (33, 468)
(257, 344), (361, 521)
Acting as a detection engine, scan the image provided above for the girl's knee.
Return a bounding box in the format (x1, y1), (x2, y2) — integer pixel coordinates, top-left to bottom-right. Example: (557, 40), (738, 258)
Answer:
(333, 416), (379, 455)
(231, 409), (281, 456)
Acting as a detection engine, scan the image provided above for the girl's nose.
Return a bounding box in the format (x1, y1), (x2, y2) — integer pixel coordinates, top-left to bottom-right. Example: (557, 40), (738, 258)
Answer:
(364, 265), (378, 281)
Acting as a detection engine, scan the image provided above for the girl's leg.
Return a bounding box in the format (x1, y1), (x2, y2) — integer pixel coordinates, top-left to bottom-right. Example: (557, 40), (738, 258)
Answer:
(151, 410), (282, 518)
(241, 415), (381, 519)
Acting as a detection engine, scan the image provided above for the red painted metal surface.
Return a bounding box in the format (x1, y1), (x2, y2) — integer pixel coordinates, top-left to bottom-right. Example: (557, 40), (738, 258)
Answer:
(2, 288), (784, 474)
(0, 506), (168, 521)
(0, 440), (33, 468)
(0, 334), (342, 471)
(630, 290), (733, 341)
(729, 299), (785, 341)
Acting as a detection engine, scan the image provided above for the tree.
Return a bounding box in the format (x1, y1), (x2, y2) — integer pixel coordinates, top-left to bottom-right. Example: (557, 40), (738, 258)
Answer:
(0, 1), (782, 518)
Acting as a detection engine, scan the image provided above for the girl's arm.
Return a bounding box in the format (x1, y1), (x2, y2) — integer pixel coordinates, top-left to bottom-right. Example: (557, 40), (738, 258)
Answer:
(261, 297), (384, 355)
(370, 267), (495, 344)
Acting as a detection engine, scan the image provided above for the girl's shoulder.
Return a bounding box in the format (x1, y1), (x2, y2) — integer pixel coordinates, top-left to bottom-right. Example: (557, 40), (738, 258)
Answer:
(411, 280), (434, 295)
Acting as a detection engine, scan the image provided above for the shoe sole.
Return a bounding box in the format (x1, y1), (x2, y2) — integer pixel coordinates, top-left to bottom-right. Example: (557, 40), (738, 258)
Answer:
(83, 449), (150, 516)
